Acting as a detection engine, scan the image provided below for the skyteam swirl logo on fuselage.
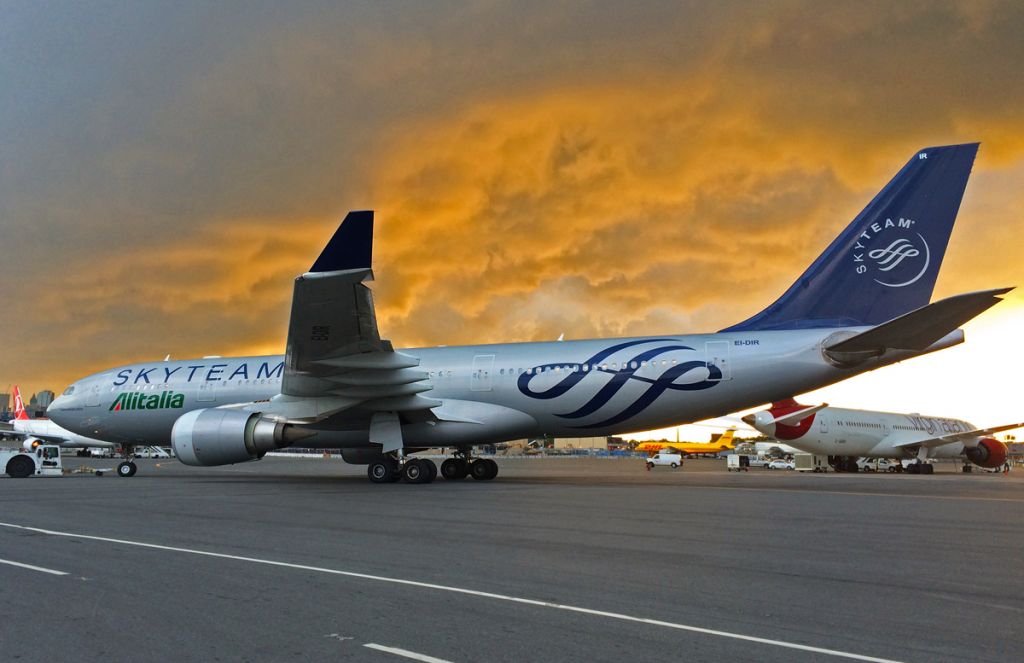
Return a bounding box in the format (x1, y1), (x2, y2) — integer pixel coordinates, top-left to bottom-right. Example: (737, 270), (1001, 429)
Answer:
(517, 339), (721, 428)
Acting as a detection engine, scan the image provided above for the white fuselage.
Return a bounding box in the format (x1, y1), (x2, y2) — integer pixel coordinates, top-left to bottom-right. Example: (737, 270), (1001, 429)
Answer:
(47, 328), (962, 450)
(759, 406), (976, 460)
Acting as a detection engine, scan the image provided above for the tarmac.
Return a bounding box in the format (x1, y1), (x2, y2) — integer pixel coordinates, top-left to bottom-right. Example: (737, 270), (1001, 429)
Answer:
(1, 455), (1022, 662)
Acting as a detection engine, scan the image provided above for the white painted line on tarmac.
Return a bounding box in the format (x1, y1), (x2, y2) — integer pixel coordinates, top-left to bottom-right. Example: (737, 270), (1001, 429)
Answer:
(364, 643), (453, 663)
(0, 558), (69, 576)
(0, 521), (902, 663)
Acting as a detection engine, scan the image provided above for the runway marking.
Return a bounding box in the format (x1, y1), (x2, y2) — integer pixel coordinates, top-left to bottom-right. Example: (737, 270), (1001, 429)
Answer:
(692, 484), (1024, 504)
(0, 558), (68, 576)
(364, 643), (453, 662)
(0, 521), (901, 663)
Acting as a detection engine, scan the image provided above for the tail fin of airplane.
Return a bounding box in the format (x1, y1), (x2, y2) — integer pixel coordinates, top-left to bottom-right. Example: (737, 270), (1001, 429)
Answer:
(723, 143), (979, 331)
(12, 385), (29, 420)
(717, 428), (736, 448)
(310, 210), (374, 273)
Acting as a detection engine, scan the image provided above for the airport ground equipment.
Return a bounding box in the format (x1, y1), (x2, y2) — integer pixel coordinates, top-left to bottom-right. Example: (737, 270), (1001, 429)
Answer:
(794, 454), (829, 472)
(727, 454), (750, 472)
(1, 444), (63, 478)
(646, 451), (683, 469)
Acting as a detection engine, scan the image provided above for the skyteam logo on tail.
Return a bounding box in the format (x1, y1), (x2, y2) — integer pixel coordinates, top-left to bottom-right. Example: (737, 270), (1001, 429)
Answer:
(517, 339), (720, 428)
(110, 391), (185, 411)
(852, 217), (930, 288)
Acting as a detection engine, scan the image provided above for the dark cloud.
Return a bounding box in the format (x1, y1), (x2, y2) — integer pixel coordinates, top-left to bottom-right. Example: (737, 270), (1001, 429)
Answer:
(2, 1), (1023, 395)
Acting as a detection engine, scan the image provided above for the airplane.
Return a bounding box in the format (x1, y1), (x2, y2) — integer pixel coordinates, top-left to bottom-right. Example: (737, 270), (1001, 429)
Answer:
(1, 385), (115, 452)
(634, 428), (737, 456)
(742, 399), (1023, 473)
(47, 143), (1012, 483)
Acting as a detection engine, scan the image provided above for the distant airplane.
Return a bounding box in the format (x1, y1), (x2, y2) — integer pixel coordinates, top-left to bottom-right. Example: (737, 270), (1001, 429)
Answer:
(2, 385), (115, 451)
(743, 399), (1022, 473)
(48, 143), (1010, 483)
(634, 428), (737, 456)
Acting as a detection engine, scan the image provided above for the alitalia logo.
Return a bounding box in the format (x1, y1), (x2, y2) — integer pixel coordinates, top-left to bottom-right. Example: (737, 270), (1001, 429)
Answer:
(110, 391), (185, 411)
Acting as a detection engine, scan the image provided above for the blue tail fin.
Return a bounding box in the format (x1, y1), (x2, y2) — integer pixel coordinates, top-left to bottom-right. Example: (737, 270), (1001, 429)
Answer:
(723, 143), (979, 332)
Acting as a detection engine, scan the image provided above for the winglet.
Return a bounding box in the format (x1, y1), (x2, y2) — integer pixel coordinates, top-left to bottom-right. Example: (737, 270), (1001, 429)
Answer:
(310, 210), (374, 273)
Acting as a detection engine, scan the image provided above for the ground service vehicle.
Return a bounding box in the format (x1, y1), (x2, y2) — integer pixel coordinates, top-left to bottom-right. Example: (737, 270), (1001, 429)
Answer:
(794, 454), (829, 472)
(2, 445), (63, 478)
(767, 459), (795, 470)
(858, 458), (901, 472)
(727, 454), (750, 472)
(646, 451), (683, 469)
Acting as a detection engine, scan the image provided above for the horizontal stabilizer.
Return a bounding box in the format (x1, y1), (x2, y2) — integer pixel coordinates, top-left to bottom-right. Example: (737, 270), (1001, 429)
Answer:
(825, 287), (1012, 355)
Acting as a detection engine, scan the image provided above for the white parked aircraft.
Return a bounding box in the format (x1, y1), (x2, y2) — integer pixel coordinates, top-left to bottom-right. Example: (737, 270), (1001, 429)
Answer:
(2, 385), (114, 451)
(47, 143), (1011, 482)
(743, 399), (1022, 473)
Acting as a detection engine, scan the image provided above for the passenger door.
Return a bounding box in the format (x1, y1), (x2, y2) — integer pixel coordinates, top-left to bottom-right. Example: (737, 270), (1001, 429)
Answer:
(471, 354), (495, 392)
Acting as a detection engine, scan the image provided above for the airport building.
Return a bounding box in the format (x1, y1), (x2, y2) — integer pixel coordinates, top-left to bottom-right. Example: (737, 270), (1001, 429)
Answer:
(35, 390), (55, 408)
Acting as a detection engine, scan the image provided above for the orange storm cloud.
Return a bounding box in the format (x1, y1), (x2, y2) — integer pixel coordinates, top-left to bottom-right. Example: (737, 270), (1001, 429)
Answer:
(2, 1), (1023, 419)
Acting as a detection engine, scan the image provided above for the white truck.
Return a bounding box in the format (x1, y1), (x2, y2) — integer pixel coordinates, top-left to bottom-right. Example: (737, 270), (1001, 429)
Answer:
(646, 451), (683, 469)
(2, 445), (64, 478)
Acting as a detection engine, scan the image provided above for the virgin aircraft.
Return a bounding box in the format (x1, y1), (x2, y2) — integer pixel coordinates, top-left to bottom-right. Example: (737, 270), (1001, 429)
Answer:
(743, 399), (1022, 473)
(48, 143), (1011, 483)
(2, 385), (114, 451)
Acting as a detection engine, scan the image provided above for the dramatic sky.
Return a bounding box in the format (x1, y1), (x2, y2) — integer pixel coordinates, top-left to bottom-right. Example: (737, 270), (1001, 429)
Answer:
(3, 1), (1023, 435)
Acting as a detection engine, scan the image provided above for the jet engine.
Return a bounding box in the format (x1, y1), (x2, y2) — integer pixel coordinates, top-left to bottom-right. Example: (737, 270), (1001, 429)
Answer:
(171, 409), (313, 466)
(964, 437), (1008, 469)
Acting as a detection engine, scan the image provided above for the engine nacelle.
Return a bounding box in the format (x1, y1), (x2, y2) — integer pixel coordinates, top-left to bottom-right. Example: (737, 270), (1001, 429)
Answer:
(21, 438), (42, 451)
(171, 409), (301, 466)
(965, 437), (1008, 469)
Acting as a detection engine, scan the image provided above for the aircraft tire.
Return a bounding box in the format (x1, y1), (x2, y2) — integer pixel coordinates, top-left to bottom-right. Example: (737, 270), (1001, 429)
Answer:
(6, 455), (34, 479)
(402, 459), (430, 484)
(117, 461), (137, 478)
(470, 459), (498, 481)
(922, 464), (934, 475)
(441, 458), (469, 480)
(423, 459), (437, 482)
(368, 459), (398, 484)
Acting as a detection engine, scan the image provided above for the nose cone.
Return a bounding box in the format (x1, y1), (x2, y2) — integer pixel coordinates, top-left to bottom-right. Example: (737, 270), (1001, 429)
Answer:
(46, 389), (75, 425)
(743, 411), (776, 435)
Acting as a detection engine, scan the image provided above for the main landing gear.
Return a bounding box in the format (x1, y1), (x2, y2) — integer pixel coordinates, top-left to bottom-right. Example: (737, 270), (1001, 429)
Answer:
(367, 449), (498, 485)
(442, 448), (498, 482)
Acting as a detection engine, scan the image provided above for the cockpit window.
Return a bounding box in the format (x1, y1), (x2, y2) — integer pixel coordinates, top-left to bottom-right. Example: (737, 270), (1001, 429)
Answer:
(63, 386), (76, 396)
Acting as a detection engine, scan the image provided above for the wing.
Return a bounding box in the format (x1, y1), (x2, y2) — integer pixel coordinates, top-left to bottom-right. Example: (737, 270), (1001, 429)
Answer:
(0, 425), (66, 444)
(890, 421), (1024, 450)
(263, 211), (439, 432)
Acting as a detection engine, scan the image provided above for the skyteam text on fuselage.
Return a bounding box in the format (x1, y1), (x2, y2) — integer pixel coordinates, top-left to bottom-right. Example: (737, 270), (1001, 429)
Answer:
(48, 143), (1012, 483)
